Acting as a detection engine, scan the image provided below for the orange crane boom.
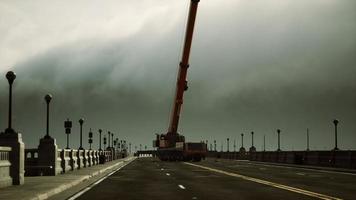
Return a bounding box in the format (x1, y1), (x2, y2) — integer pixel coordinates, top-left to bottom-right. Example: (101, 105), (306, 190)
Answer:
(168, 0), (200, 134)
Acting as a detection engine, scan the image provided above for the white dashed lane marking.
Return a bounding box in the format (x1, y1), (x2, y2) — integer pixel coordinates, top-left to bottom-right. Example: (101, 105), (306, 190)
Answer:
(178, 185), (186, 190)
(296, 172), (305, 176)
(166, 173), (170, 176)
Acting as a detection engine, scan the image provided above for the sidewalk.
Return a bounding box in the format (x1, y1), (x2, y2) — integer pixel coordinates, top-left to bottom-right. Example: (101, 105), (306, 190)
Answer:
(0, 156), (136, 200)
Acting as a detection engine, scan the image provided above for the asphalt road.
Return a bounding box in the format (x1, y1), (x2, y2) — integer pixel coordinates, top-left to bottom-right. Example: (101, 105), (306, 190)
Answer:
(71, 157), (356, 200)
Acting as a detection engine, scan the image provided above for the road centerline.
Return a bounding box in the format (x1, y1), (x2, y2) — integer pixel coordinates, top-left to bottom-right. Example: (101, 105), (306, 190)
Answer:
(184, 162), (342, 200)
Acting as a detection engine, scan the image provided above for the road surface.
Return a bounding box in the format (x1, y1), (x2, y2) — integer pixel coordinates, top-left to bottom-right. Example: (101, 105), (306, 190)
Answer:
(66, 157), (356, 200)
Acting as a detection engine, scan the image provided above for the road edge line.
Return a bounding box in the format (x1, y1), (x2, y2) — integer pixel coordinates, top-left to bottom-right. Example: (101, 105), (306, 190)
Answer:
(184, 162), (342, 200)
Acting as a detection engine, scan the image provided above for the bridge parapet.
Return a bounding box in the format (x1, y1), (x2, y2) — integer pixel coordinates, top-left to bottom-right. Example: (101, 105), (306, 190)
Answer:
(0, 146), (12, 188)
(60, 149), (71, 173)
(210, 150), (356, 169)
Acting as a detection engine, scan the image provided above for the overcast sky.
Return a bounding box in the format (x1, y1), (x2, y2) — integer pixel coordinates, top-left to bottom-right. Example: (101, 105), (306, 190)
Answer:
(0, 0), (355, 151)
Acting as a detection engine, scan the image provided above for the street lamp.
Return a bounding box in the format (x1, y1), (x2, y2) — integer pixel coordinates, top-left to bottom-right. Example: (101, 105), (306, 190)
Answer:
(78, 118), (84, 150)
(239, 133), (246, 153)
(98, 129), (102, 151)
(103, 136), (107, 149)
(306, 128), (310, 151)
(5, 71), (16, 134)
(263, 135), (266, 152)
(114, 139), (117, 150)
(250, 131), (256, 152)
(333, 119), (339, 150)
(107, 131), (111, 149)
(64, 119), (72, 149)
(44, 94), (52, 139)
(88, 128), (93, 150)
(111, 133), (114, 148)
(277, 129), (281, 151)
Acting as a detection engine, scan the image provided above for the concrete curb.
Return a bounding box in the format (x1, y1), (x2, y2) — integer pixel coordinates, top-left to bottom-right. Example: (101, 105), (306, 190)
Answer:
(29, 157), (136, 200)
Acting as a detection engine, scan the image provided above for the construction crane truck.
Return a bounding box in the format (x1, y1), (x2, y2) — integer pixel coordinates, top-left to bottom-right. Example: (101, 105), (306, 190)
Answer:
(153, 0), (207, 161)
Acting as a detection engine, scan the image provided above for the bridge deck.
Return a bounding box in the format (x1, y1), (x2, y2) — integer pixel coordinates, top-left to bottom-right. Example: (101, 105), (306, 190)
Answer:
(68, 157), (356, 200)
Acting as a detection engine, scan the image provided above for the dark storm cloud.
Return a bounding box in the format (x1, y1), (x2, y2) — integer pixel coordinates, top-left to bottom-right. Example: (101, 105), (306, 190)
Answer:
(0, 0), (355, 151)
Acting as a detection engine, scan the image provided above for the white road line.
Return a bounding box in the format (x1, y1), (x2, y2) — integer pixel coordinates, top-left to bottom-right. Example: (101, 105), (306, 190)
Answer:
(240, 161), (356, 176)
(161, 168), (164, 171)
(67, 188), (91, 200)
(296, 172), (305, 176)
(185, 162), (342, 200)
(67, 159), (134, 200)
(178, 185), (186, 190)
(166, 173), (170, 176)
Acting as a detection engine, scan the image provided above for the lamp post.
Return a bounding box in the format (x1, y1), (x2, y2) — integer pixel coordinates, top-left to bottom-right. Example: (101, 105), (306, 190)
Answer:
(79, 118), (84, 150)
(239, 133), (246, 153)
(227, 138), (230, 152)
(98, 129), (102, 151)
(44, 94), (52, 139)
(277, 129), (281, 151)
(88, 128), (93, 150)
(107, 131), (111, 149)
(5, 71), (16, 134)
(250, 131), (256, 152)
(333, 119), (339, 150)
(307, 128), (310, 151)
(263, 135), (266, 152)
(103, 136), (107, 149)
(110, 133), (113, 149)
(64, 119), (72, 149)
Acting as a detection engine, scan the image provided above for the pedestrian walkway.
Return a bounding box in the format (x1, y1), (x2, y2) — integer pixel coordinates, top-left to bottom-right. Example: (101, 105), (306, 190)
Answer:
(0, 156), (136, 200)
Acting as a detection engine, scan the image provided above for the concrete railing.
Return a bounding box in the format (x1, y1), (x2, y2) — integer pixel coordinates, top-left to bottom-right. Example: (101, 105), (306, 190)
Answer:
(24, 149), (39, 176)
(77, 150), (85, 169)
(0, 146), (12, 188)
(207, 150), (356, 169)
(24, 147), (124, 176)
(70, 149), (78, 171)
(60, 149), (71, 173)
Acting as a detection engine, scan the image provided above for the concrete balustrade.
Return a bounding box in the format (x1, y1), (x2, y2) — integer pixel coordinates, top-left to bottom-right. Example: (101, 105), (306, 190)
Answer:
(24, 148), (121, 176)
(0, 146), (12, 188)
(92, 151), (98, 165)
(87, 150), (92, 167)
(60, 149), (71, 173)
(24, 149), (39, 176)
(208, 150), (356, 169)
(77, 150), (85, 169)
(70, 149), (78, 170)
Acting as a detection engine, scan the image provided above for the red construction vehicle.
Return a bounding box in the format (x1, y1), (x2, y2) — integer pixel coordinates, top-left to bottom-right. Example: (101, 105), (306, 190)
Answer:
(153, 0), (207, 161)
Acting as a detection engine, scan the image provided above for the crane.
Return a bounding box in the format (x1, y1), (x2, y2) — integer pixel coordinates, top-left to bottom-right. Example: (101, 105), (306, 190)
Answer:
(153, 0), (207, 161)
